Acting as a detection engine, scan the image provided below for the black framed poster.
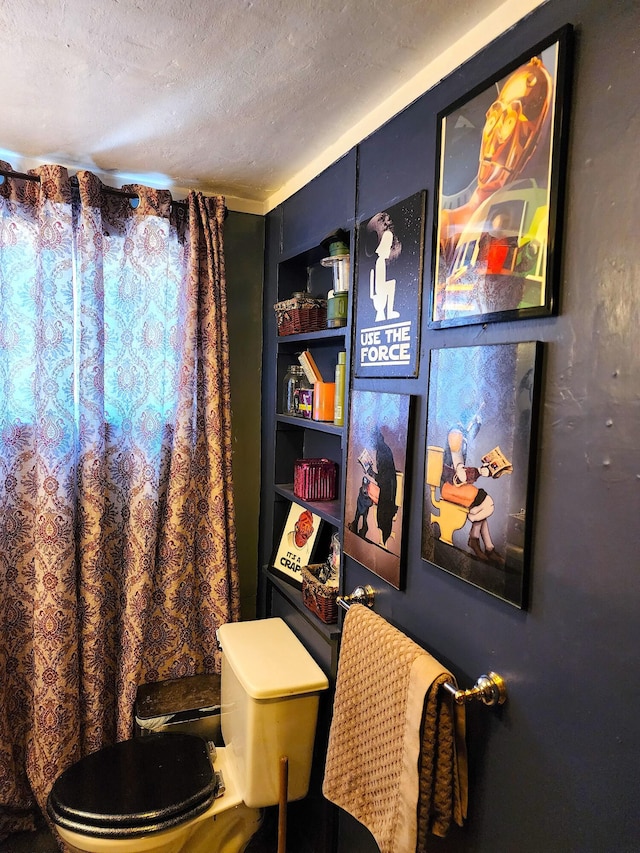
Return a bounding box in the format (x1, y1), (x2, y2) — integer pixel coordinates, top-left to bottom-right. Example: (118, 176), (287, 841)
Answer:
(429, 25), (573, 328)
(344, 390), (413, 590)
(354, 191), (425, 378)
(421, 341), (542, 608)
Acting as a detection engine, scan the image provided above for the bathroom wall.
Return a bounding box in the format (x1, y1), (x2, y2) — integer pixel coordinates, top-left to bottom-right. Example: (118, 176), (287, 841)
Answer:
(261, 0), (640, 850)
(224, 211), (265, 619)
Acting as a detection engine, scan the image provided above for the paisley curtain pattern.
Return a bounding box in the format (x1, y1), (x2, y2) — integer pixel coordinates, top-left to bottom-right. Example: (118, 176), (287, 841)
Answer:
(0, 162), (240, 840)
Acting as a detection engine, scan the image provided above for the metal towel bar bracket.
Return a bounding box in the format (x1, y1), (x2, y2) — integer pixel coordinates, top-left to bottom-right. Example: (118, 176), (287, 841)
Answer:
(337, 586), (507, 707)
(337, 585), (376, 611)
(441, 671), (507, 706)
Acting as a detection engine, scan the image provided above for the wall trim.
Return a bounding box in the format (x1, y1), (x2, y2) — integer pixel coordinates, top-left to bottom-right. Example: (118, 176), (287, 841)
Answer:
(261, 0), (548, 215)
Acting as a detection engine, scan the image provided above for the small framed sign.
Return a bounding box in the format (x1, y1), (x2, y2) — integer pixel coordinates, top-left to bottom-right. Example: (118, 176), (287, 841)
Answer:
(271, 501), (322, 588)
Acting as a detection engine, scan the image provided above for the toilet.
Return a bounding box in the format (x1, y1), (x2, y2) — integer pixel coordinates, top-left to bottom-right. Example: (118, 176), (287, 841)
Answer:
(425, 445), (469, 545)
(47, 618), (329, 853)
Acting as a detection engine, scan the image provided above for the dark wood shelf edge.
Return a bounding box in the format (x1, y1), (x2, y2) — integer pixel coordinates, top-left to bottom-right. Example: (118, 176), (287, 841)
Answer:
(276, 414), (343, 436)
(263, 565), (341, 643)
(274, 485), (342, 527)
(276, 327), (347, 346)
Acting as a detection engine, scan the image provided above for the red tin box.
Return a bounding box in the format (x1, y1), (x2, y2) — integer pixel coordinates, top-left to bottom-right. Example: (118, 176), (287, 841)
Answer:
(293, 458), (337, 502)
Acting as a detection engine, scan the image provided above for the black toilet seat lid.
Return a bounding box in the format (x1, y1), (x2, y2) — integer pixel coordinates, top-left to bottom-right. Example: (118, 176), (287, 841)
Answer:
(47, 733), (217, 838)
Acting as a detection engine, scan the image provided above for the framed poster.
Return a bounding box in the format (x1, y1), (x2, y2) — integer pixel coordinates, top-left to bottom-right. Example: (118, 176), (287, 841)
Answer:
(344, 390), (412, 590)
(421, 342), (542, 608)
(354, 191), (425, 377)
(429, 25), (573, 328)
(272, 501), (322, 588)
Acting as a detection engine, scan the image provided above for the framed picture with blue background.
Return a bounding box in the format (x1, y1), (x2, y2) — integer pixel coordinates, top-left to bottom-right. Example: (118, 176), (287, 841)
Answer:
(344, 390), (413, 590)
(421, 342), (542, 608)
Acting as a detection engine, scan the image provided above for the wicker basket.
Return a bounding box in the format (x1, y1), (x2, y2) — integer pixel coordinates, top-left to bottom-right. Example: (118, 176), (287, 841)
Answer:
(301, 564), (338, 624)
(274, 294), (327, 336)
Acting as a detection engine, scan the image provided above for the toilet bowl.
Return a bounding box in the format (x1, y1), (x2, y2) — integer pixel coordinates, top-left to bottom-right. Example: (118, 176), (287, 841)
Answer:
(425, 445), (469, 545)
(47, 618), (329, 853)
(48, 735), (259, 853)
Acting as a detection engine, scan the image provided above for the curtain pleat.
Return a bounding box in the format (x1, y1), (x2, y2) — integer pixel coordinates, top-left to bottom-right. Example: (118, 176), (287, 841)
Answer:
(0, 163), (239, 841)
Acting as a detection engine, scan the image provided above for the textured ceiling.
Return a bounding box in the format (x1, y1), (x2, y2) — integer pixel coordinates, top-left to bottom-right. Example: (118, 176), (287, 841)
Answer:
(1, 0), (544, 211)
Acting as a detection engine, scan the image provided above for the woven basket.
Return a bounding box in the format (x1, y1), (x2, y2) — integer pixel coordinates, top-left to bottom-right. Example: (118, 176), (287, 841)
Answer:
(301, 564), (338, 624)
(274, 295), (327, 336)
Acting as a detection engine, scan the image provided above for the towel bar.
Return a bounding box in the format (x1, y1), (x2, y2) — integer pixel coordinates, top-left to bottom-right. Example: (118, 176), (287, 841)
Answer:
(337, 587), (507, 707)
(337, 585), (375, 611)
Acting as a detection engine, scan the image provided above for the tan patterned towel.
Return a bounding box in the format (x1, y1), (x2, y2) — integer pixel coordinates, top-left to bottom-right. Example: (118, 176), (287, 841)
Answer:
(323, 606), (467, 853)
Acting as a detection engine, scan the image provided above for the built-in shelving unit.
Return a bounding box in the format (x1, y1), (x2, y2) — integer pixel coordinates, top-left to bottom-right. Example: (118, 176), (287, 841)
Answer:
(266, 238), (353, 605)
(258, 156), (358, 853)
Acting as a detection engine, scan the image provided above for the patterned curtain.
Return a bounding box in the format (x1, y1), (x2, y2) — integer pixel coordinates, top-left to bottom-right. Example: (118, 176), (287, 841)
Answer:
(0, 162), (240, 839)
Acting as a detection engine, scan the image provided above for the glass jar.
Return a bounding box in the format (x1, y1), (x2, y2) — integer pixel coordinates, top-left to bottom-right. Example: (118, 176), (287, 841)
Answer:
(282, 364), (310, 416)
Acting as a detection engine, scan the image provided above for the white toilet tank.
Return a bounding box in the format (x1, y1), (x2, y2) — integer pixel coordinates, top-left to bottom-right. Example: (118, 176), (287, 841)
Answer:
(217, 617), (329, 809)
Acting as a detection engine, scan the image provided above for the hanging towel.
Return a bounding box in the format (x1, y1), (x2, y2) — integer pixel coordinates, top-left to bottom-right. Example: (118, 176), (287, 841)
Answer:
(322, 605), (467, 853)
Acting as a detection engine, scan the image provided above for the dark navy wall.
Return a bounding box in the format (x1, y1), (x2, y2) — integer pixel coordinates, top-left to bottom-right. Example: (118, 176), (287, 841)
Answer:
(225, 211), (265, 618)
(281, 149), (357, 258)
(262, 1), (640, 850)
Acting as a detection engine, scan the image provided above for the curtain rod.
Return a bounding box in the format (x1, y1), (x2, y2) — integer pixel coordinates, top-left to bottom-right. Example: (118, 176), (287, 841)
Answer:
(0, 167), (188, 209)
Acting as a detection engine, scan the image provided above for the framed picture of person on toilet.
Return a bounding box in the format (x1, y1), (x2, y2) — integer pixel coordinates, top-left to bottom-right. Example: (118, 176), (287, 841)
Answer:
(428, 24), (573, 329)
(421, 342), (543, 609)
(344, 390), (413, 590)
(354, 191), (425, 378)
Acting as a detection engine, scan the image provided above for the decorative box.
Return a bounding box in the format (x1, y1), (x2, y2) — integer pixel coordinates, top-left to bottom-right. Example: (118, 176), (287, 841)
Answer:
(301, 565), (338, 624)
(294, 387), (314, 419)
(274, 293), (327, 336)
(293, 458), (337, 502)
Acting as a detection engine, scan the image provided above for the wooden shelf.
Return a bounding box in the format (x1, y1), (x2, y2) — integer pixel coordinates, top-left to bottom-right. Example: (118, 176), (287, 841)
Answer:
(263, 566), (341, 644)
(276, 414), (343, 436)
(276, 327), (347, 346)
(274, 484), (342, 527)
